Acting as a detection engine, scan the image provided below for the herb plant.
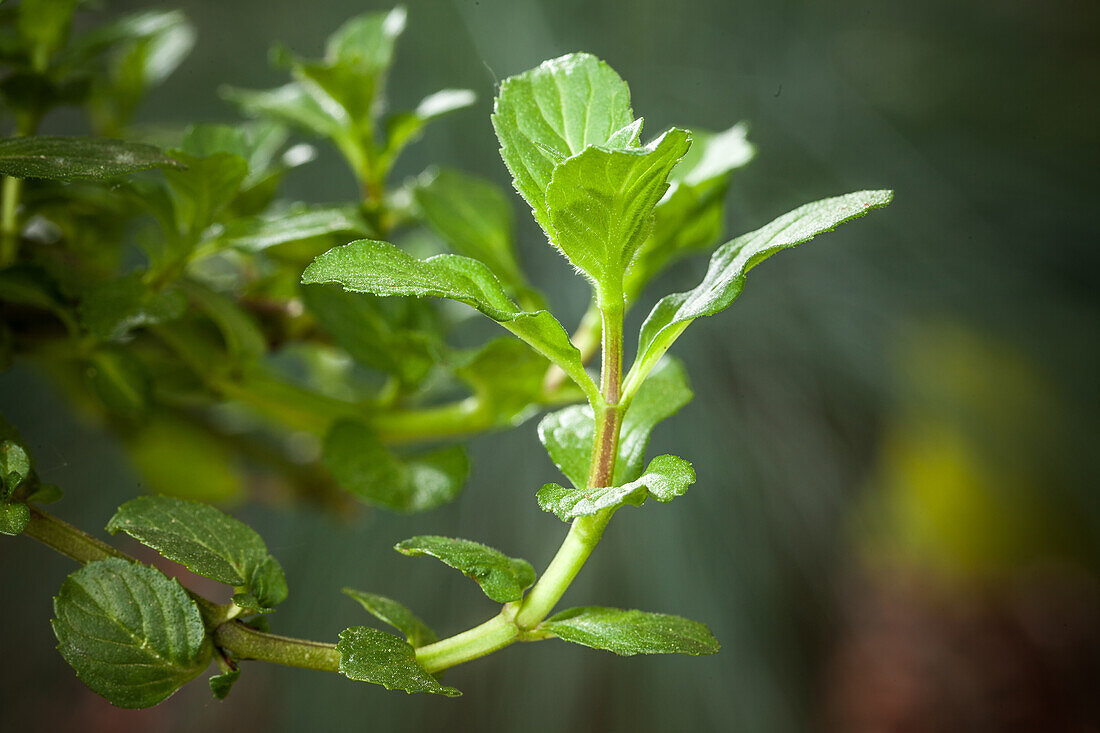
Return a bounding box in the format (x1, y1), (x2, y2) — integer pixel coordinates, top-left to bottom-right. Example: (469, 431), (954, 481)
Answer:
(0, 2), (891, 708)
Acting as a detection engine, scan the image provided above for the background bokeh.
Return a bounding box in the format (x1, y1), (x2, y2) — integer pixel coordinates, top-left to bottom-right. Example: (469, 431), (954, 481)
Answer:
(2, 0), (1098, 731)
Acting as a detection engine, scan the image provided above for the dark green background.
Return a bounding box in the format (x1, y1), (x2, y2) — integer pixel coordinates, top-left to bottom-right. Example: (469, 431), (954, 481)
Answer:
(2, 0), (1097, 731)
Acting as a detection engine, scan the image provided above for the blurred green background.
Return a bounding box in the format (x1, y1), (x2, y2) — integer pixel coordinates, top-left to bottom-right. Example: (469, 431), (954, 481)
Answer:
(2, 0), (1098, 730)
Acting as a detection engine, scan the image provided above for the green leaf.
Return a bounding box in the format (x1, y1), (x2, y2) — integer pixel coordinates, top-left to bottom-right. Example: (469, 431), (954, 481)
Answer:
(85, 10), (196, 133)
(208, 666), (240, 700)
(0, 502), (30, 535)
(537, 454), (694, 521)
(85, 347), (151, 416)
(0, 136), (181, 180)
(51, 558), (211, 708)
(539, 357), (693, 489)
(78, 272), (186, 341)
(325, 7), (405, 72)
(613, 357), (694, 483)
(414, 168), (525, 292)
(628, 190), (894, 395)
(342, 588), (437, 648)
(394, 535), (535, 603)
(544, 128), (691, 296)
(162, 151), (249, 239)
(302, 240), (596, 400)
(26, 483), (63, 504)
(125, 415), (246, 503)
(18, 0), (80, 60)
(337, 626), (459, 696)
(382, 88), (476, 169)
(543, 606), (720, 656)
(1, 439), (31, 496)
(184, 283), (267, 363)
(220, 204), (369, 253)
(625, 123), (755, 301)
(222, 82), (345, 141)
(322, 419), (467, 512)
(492, 53), (634, 234)
(247, 555), (289, 609)
(453, 338), (547, 424)
(301, 284), (435, 388)
(107, 496), (287, 608)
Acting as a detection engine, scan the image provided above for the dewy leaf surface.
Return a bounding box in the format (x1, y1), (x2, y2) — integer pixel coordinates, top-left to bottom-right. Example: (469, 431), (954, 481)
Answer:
(106, 496), (287, 609)
(0, 136), (181, 180)
(322, 419), (467, 512)
(545, 128), (691, 293)
(629, 190), (894, 393)
(543, 606), (720, 656)
(394, 535), (535, 603)
(492, 52), (634, 234)
(537, 454), (695, 521)
(343, 588), (438, 648)
(51, 558), (211, 708)
(302, 240), (594, 399)
(538, 357), (693, 489)
(337, 626), (459, 696)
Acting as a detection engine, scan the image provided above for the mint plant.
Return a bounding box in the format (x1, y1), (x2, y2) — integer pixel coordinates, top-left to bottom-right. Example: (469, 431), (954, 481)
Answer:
(0, 2), (891, 709)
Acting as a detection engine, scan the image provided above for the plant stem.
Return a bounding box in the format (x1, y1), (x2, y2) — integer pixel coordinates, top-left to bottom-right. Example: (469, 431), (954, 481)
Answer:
(213, 622), (340, 672)
(513, 511), (611, 629)
(426, 289), (628, 654)
(415, 610), (521, 673)
(22, 507), (129, 564)
(22, 508), (230, 626)
(1, 175), (22, 266)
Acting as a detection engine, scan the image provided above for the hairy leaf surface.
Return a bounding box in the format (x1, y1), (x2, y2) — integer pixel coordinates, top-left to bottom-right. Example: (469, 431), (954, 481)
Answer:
(544, 606), (720, 656)
(337, 626), (459, 696)
(343, 588), (437, 648)
(394, 535), (535, 603)
(51, 558), (211, 708)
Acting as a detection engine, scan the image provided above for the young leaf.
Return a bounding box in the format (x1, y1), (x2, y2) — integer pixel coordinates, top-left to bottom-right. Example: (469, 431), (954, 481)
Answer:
(539, 357), (693, 489)
(624, 123), (756, 301)
(78, 272), (187, 341)
(537, 454), (695, 521)
(0, 136), (181, 180)
(222, 82), (345, 141)
(627, 190), (894, 395)
(208, 667), (240, 700)
(51, 558), (211, 708)
(543, 606), (720, 656)
(394, 535), (535, 603)
(322, 419), (468, 512)
(337, 626), (459, 696)
(544, 128), (691, 296)
(414, 168), (526, 292)
(1, 439), (31, 497)
(492, 53), (634, 234)
(302, 240), (597, 401)
(0, 502), (30, 536)
(106, 495), (288, 608)
(343, 588), (438, 648)
(383, 89), (476, 168)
